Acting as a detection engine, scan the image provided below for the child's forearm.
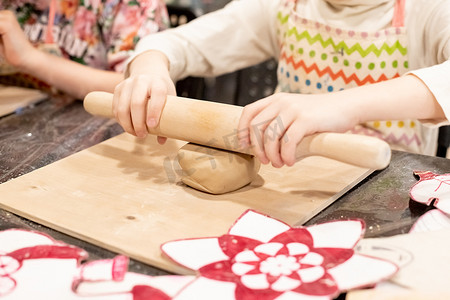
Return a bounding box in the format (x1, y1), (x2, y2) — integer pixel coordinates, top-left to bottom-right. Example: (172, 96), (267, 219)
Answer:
(127, 50), (170, 78)
(341, 75), (445, 124)
(20, 49), (123, 99)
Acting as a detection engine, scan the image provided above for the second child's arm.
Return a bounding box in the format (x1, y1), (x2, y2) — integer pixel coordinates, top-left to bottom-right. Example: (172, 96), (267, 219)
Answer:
(0, 10), (123, 99)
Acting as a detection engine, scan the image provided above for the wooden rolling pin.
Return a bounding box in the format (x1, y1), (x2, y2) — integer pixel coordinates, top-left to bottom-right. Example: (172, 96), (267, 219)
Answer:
(84, 91), (391, 170)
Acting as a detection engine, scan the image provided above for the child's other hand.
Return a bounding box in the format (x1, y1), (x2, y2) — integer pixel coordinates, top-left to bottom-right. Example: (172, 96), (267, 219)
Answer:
(113, 72), (176, 143)
(237, 92), (358, 168)
(0, 10), (38, 69)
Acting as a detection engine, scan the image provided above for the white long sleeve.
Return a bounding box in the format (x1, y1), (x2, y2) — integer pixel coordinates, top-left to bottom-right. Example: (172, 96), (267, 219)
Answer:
(130, 0), (450, 120)
(406, 0), (450, 121)
(133, 0), (279, 80)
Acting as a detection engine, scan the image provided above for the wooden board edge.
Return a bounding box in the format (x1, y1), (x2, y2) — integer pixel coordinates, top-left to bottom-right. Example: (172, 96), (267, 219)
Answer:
(293, 168), (375, 226)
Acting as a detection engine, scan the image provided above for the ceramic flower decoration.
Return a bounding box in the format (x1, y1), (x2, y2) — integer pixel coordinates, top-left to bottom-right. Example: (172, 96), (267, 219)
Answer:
(162, 210), (398, 299)
(0, 229), (193, 299)
(409, 208), (450, 233)
(410, 171), (450, 214)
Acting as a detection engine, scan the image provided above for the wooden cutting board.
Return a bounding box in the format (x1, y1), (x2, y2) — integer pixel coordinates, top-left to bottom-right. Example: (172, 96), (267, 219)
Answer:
(0, 133), (373, 274)
(0, 85), (47, 117)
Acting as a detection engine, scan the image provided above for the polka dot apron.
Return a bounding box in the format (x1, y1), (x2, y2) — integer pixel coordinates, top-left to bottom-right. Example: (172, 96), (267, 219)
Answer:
(276, 0), (436, 155)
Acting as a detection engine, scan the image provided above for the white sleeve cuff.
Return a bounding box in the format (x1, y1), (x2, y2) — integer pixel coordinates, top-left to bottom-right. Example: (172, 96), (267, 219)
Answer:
(408, 60), (450, 123)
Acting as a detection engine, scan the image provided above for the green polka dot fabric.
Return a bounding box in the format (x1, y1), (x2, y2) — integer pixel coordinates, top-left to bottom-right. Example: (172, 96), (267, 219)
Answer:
(275, 0), (434, 155)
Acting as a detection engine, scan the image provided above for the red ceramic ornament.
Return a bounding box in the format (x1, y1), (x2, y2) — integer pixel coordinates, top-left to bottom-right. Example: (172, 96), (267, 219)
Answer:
(162, 210), (398, 300)
(410, 171), (450, 214)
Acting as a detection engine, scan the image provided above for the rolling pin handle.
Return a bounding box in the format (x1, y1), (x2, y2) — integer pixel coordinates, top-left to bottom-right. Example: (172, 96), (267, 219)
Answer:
(296, 133), (391, 170)
(84, 91), (115, 119)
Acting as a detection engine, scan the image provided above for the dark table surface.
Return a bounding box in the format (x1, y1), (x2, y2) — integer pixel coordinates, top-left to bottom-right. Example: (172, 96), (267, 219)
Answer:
(1, 96), (449, 278)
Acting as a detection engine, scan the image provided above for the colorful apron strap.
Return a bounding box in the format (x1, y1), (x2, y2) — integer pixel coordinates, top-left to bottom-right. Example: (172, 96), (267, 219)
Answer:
(45, 0), (57, 44)
(392, 0), (406, 27)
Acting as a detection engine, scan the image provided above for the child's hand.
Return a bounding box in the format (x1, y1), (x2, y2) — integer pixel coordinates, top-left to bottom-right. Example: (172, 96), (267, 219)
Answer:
(0, 10), (38, 69)
(112, 51), (176, 142)
(237, 92), (358, 168)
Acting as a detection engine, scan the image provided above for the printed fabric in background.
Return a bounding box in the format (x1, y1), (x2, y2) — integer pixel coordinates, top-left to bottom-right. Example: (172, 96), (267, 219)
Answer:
(0, 0), (169, 73)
